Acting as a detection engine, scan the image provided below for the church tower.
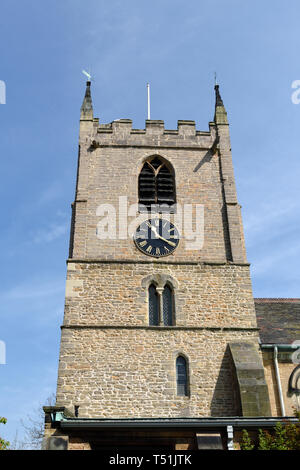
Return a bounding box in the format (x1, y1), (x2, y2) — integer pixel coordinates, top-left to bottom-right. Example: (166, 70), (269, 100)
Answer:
(44, 82), (271, 451)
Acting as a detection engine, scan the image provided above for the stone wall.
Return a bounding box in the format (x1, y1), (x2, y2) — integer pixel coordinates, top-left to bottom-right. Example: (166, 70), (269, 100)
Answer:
(56, 326), (260, 418)
(57, 239), (263, 420)
(63, 262), (257, 328)
(57, 260), (261, 418)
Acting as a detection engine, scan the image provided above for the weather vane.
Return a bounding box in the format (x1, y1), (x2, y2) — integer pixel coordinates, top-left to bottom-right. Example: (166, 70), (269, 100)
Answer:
(82, 69), (92, 81)
(214, 72), (218, 86)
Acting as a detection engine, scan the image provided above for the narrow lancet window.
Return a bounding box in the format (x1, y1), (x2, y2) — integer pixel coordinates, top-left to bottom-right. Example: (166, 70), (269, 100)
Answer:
(176, 356), (188, 396)
(149, 284), (159, 326)
(162, 284), (174, 326)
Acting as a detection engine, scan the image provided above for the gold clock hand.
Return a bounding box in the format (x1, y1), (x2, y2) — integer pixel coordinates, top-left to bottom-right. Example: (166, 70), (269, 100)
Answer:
(159, 236), (176, 247)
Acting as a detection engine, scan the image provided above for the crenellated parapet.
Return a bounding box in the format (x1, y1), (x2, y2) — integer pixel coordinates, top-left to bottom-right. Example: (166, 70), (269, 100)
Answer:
(84, 118), (217, 151)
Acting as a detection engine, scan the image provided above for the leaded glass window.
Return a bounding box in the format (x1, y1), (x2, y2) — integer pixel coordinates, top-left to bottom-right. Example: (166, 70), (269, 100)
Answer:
(149, 284), (159, 326)
(162, 284), (173, 326)
(176, 356), (188, 396)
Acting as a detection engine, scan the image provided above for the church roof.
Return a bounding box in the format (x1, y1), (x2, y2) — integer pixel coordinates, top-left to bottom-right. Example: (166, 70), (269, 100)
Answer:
(254, 298), (300, 344)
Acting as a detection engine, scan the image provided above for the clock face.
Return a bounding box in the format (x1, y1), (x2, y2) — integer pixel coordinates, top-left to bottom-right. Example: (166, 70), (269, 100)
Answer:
(134, 218), (180, 258)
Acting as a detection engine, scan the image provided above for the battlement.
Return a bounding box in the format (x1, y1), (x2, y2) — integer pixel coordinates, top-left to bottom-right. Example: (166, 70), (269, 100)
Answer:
(82, 118), (217, 149)
(97, 118), (214, 135)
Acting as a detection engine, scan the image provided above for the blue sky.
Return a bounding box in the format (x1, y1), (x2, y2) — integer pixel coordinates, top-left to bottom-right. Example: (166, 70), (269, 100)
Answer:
(1, 0), (300, 445)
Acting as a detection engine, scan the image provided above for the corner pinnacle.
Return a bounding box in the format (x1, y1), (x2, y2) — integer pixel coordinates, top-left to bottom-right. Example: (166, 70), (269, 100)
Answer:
(214, 84), (228, 125)
(80, 81), (93, 120)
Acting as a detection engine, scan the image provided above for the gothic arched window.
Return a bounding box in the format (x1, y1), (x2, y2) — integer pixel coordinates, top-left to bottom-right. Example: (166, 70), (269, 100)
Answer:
(139, 156), (175, 211)
(162, 284), (174, 326)
(176, 356), (188, 396)
(148, 284), (159, 326)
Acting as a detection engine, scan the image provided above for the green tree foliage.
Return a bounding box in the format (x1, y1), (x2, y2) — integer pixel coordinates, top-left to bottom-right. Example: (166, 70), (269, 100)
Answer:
(0, 417), (10, 450)
(240, 429), (255, 450)
(257, 420), (300, 451)
(241, 411), (300, 450)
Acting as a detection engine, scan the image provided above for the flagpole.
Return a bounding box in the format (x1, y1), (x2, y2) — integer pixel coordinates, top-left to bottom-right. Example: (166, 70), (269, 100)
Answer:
(147, 83), (151, 120)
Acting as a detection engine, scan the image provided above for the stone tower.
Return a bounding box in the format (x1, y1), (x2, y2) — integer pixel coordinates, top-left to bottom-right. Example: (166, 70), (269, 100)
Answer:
(44, 82), (271, 451)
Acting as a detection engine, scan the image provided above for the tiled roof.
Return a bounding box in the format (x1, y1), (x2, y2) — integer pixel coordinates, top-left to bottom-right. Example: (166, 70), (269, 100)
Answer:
(254, 298), (300, 344)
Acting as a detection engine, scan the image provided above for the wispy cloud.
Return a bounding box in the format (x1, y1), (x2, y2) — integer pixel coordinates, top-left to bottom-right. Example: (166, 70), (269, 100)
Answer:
(37, 180), (65, 206)
(250, 240), (300, 277)
(243, 196), (300, 294)
(32, 221), (68, 244)
(5, 215), (69, 258)
(2, 280), (64, 301)
(244, 198), (300, 247)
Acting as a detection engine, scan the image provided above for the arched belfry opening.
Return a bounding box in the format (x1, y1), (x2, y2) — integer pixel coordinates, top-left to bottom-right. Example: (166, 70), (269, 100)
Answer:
(138, 156), (176, 211)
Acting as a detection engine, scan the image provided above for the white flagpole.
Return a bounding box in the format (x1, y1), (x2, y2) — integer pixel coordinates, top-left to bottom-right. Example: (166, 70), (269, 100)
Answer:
(147, 83), (151, 120)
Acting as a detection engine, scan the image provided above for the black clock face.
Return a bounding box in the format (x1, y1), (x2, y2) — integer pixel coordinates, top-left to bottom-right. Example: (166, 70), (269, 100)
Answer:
(134, 218), (180, 258)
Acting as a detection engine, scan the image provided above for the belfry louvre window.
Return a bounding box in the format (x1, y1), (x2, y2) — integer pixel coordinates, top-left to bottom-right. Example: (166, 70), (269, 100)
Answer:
(149, 284), (159, 326)
(139, 156), (175, 210)
(176, 356), (188, 396)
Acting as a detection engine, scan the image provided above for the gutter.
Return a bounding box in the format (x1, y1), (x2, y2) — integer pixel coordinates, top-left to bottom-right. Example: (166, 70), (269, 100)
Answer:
(260, 344), (299, 350)
(50, 415), (298, 430)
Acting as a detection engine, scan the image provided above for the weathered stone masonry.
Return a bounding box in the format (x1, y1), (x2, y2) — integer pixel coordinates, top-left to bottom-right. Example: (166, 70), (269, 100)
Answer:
(56, 260), (261, 417)
(63, 262), (257, 328)
(57, 327), (260, 419)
